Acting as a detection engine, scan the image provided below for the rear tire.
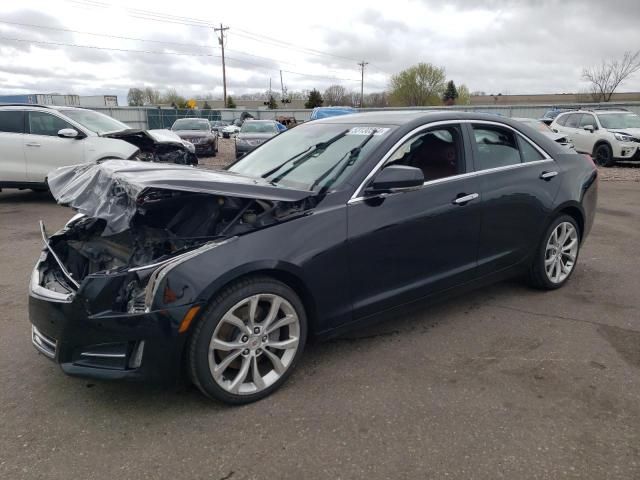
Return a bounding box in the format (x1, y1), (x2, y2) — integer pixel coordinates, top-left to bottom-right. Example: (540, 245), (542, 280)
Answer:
(188, 276), (307, 404)
(593, 143), (615, 167)
(528, 215), (581, 290)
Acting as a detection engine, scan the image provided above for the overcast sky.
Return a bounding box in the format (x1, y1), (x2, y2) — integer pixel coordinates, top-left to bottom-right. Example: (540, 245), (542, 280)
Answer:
(1, 0), (639, 103)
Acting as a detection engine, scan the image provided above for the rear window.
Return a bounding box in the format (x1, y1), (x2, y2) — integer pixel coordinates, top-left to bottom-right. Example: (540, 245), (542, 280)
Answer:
(0, 110), (25, 133)
(555, 114), (569, 126)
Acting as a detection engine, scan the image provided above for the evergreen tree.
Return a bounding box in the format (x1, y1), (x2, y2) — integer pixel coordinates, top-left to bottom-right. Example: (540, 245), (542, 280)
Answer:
(442, 80), (459, 105)
(305, 89), (324, 108)
(227, 96), (237, 109)
(267, 95), (278, 109)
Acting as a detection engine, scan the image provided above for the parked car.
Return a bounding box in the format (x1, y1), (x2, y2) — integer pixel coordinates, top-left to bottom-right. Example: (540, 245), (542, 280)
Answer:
(170, 118), (218, 156)
(209, 120), (229, 135)
(550, 108), (640, 166)
(0, 104), (196, 191)
(235, 120), (282, 159)
(221, 123), (241, 138)
(539, 108), (576, 125)
(513, 117), (574, 149)
(309, 106), (356, 120)
(30, 111), (597, 404)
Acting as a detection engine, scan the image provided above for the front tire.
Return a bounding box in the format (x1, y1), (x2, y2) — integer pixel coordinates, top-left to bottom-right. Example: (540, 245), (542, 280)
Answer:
(188, 277), (307, 404)
(593, 143), (615, 167)
(528, 215), (580, 290)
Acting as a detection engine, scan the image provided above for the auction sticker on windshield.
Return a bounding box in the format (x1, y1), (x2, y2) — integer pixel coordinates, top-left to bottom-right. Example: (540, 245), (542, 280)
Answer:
(347, 127), (390, 136)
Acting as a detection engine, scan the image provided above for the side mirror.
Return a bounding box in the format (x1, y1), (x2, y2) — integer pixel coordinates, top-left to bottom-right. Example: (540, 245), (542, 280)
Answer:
(365, 165), (424, 194)
(583, 125), (595, 133)
(58, 128), (80, 139)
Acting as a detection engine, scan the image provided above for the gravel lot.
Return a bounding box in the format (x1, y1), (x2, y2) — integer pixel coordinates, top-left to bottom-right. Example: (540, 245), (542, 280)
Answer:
(1, 155), (639, 479)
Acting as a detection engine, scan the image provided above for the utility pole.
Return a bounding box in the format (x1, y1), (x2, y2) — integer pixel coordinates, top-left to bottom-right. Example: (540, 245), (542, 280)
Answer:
(214, 23), (229, 107)
(358, 60), (368, 108)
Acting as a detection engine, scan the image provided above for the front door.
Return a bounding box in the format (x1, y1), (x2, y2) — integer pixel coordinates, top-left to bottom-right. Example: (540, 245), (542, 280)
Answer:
(25, 111), (86, 183)
(347, 124), (482, 320)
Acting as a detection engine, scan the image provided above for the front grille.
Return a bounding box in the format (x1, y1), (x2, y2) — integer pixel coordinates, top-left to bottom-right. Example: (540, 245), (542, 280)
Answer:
(32, 325), (57, 359)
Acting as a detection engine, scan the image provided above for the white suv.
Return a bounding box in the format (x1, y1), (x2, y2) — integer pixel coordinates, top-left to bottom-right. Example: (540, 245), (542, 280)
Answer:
(0, 105), (196, 191)
(550, 108), (640, 167)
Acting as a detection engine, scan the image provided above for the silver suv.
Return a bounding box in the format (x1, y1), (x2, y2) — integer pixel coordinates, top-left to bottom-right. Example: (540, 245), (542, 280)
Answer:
(550, 108), (640, 166)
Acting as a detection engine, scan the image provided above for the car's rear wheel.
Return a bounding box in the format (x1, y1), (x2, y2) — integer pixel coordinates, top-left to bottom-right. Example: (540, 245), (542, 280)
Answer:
(188, 277), (307, 404)
(528, 215), (580, 290)
(593, 143), (614, 167)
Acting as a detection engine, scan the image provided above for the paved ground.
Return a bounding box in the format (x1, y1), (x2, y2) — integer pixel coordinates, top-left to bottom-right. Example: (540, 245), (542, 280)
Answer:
(1, 160), (639, 479)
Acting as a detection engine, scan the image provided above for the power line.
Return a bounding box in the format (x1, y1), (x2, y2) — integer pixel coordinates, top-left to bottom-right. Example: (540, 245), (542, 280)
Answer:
(0, 35), (363, 83)
(0, 18), (301, 67)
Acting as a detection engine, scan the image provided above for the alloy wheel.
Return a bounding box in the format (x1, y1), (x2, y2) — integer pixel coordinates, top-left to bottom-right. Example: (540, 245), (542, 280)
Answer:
(544, 222), (579, 284)
(208, 294), (300, 395)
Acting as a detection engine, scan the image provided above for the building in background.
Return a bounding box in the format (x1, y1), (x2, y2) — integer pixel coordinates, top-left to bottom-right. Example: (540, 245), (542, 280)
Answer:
(0, 93), (118, 107)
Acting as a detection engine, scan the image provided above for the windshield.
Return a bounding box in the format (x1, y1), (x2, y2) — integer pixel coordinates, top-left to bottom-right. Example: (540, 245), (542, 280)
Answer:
(241, 122), (277, 134)
(229, 123), (393, 191)
(597, 113), (640, 129)
(63, 109), (130, 134)
(171, 119), (210, 131)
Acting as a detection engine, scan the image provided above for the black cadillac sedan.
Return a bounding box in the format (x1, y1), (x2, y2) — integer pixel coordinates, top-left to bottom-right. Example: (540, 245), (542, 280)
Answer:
(30, 111), (597, 404)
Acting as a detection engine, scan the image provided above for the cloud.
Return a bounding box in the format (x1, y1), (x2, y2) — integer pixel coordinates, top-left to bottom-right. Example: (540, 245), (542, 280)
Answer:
(0, 0), (638, 103)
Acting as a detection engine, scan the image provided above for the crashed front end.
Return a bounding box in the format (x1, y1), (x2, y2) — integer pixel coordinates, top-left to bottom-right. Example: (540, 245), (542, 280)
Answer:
(29, 160), (312, 383)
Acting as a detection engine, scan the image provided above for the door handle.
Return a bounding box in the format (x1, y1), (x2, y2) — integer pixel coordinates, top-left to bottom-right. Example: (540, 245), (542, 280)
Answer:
(540, 171), (558, 180)
(26, 142), (41, 147)
(453, 193), (479, 205)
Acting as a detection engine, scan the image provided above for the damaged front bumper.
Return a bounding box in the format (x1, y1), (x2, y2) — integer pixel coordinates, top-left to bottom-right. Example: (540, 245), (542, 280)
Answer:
(28, 248), (197, 384)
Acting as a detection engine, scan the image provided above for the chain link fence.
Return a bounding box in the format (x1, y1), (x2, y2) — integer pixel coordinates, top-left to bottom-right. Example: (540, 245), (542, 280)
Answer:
(93, 102), (640, 130)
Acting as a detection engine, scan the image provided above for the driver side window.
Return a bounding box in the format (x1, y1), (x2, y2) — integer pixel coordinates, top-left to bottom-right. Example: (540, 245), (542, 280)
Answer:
(28, 112), (74, 137)
(386, 125), (464, 182)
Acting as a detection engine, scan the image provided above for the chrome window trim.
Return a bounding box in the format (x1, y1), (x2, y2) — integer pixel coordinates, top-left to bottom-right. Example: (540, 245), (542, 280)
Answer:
(348, 119), (553, 204)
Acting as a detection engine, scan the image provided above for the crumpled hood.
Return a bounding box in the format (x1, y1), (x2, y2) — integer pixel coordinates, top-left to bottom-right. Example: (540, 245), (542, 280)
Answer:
(47, 160), (311, 235)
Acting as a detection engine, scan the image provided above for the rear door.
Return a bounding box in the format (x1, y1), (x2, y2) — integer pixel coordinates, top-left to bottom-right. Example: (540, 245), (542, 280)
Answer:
(468, 122), (562, 275)
(0, 110), (27, 183)
(25, 111), (86, 183)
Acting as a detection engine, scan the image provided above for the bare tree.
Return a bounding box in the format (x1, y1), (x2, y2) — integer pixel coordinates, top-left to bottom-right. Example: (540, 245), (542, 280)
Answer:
(582, 50), (640, 102)
(142, 87), (161, 105)
(323, 85), (348, 105)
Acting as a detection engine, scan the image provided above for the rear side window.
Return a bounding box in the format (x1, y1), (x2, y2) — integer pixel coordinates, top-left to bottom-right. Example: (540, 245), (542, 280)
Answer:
(0, 110), (25, 133)
(29, 112), (74, 136)
(555, 114), (568, 126)
(518, 137), (545, 162)
(565, 114), (581, 128)
(472, 125), (521, 169)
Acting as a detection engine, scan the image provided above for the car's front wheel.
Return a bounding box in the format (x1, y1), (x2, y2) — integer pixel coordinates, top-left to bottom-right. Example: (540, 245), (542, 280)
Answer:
(188, 277), (307, 404)
(593, 143), (615, 167)
(528, 215), (580, 290)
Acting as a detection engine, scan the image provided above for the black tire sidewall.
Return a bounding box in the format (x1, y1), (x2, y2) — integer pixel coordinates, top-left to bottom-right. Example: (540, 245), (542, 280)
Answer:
(533, 215), (581, 289)
(189, 278), (307, 404)
(594, 144), (614, 167)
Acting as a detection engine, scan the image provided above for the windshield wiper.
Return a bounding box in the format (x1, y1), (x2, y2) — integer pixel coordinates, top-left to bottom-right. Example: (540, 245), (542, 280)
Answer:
(312, 130), (377, 195)
(261, 129), (349, 182)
